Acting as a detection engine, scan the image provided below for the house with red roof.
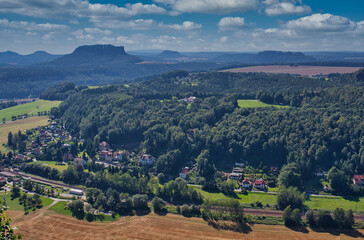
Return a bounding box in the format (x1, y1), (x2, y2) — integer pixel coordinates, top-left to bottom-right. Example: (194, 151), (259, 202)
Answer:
(179, 167), (189, 179)
(353, 175), (363, 186)
(253, 178), (267, 190)
(241, 178), (252, 189)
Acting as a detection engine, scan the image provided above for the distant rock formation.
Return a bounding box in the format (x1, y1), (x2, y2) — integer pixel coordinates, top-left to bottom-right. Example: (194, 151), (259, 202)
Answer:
(48, 44), (142, 66)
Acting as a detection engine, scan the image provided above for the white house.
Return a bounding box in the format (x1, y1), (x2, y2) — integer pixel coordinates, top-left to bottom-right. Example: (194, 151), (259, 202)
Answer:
(241, 178), (252, 189)
(229, 173), (243, 180)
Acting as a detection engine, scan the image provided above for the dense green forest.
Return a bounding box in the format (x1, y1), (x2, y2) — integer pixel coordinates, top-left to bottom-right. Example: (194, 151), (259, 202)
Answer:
(56, 70), (364, 193)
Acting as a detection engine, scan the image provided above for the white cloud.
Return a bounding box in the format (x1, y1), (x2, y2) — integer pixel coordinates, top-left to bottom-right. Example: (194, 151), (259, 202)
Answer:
(218, 17), (247, 30)
(26, 31), (37, 36)
(220, 36), (228, 42)
(84, 28), (112, 35)
(286, 13), (356, 32)
(154, 0), (258, 14)
(150, 35), (183, 49)
(93, 18), (202, 31)
(98, 36), (135, 45)
(93, 19), (157, 30)
(264, 0), (311, 16)
(0, 18), (69, 31)
(0, 1), (167, 22)
(75, 34), (94, 40)
(165, 21), (202, 30)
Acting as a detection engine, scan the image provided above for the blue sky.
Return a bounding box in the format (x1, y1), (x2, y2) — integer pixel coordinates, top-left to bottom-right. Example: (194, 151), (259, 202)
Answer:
(0, 0), (363, 54)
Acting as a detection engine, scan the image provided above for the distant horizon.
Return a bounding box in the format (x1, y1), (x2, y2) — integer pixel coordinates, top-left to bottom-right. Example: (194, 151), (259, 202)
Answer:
(0, 1), (363, 54)
(2, 45), (364, 56)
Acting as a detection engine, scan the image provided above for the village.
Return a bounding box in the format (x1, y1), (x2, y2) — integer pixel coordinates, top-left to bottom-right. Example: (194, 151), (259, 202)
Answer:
(2, 119), (364, 198)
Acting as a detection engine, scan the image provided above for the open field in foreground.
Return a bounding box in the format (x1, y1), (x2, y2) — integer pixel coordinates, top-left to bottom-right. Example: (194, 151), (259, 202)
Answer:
(11, 210), (364, 240)
(238, 100), (289, 109)
(222, 65), (361, 76)
(0, 100), (61, 122)
(0, 116), (49, 152)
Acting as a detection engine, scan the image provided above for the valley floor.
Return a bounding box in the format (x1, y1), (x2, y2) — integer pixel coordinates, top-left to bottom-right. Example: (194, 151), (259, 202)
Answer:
(11, 209), (364, 240)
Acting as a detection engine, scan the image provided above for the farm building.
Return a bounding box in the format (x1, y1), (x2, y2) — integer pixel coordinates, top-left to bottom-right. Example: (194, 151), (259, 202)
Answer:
(69, 189), (83, 195)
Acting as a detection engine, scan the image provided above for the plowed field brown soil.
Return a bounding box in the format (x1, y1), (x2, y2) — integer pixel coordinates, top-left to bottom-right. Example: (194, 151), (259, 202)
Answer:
(222, 65), (361, 76)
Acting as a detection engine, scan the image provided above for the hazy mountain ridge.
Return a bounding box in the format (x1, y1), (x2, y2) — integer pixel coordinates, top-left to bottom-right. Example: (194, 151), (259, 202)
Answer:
(0, 50), (62, 66)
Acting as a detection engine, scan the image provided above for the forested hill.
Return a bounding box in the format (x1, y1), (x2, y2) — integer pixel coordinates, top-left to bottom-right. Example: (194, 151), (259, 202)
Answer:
(58, 71), (364, 192)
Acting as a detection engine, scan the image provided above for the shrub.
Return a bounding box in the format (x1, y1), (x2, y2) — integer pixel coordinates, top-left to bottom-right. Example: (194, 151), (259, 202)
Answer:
(151, 197), (166, 212)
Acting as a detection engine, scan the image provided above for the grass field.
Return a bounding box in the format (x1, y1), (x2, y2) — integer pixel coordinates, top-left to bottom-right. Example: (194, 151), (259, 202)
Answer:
(49, 201), (117, 222)
(0, 116), (49, 152)
(34, 161), (69, 172)
(238, 100), (289, 109)
(0, 100), (61, 122)
(0, 192), (54, 211)
(305, 195), (364, 212)
(48, 201), (72, 217)
(192, 186), (364, 212)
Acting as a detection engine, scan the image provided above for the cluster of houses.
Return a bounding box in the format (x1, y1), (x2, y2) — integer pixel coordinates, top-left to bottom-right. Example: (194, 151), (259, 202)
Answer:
(97, 142), (130, 165)
(97, 141), (158, 167)
(227, 164), (279, 191)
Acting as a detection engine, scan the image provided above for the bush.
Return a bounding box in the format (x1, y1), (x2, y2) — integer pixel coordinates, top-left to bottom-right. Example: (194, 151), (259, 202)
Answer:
(282, 206), (301, 226)
(202, 181), (219, 192)
(307, 208), (355, 229)
(181, 204), (200, 217)
(151, 197), (166, 212)
(276, 186), (304, 210)
(255, 201), (263, 208)
(132, 194), (149, 210)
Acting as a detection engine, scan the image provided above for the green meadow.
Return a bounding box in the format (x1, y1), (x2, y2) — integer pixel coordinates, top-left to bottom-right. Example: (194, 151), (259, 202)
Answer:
(191, 186), (364, 212)
(237, 100), (290, 109)
(0, 100), (61, 122)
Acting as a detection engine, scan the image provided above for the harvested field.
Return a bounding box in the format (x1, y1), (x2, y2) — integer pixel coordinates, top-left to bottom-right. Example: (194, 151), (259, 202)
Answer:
(222, 65), (361, 76)
(12, 210), (364, 240)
